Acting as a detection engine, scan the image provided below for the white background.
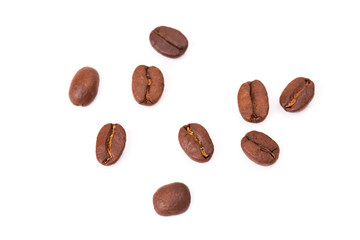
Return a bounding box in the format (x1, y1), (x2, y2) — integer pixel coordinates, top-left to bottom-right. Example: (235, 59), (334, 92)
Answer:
(1, 0), (360, 239)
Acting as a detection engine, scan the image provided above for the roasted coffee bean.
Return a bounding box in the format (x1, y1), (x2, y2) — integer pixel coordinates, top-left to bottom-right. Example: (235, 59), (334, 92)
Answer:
(280, 77), (315, 112)
(178, 123), (214, 163)
(237, 80), (269, 123)
(153, 182), (191, 216)
(149, 26), (188, 58)
(96, 123), (126, 166)
(132, 65), (164, 106)
(69, 67), (99, 106)
(241, 131), (279, 166)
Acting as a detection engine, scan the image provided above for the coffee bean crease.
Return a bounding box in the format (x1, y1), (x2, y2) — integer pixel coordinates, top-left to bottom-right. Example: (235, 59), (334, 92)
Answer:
(103, 124), (116, 164)
(153, 29), (183, 51)
(285, 79), (311, 109)
(186, 126), (208, 158)
(245, 135), (277, 159)
(249, 82), (259, 121)
(141, 67), (153, 104)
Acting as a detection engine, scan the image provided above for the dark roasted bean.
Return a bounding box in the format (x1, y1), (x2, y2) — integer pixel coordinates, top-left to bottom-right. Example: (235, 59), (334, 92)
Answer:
(238, 80), (269, 123)
(96, 123), (126, 166)
(149, 26), (188, 58)
(132, 65), (164, 106)
(241, 131), (279, 166)
(280, 77), (315, 112)
(178, 123), (214, 163)
(153, 182), (191, 216)
(69, 67), (99, 106)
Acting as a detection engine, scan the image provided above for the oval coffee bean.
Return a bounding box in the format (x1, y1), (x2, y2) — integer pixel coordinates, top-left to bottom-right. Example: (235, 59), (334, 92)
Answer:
(153, 182), (191, 216)
(69, 67), (99, 106)
(178, 123), (214, 163)
(149, 26), (188, 58)
(241, 131), (279, 166)
(280, 77), (315, 112)
(132, 65), (164, 106)
(237, 80), (269, 123)
(96, 123), (126, 166)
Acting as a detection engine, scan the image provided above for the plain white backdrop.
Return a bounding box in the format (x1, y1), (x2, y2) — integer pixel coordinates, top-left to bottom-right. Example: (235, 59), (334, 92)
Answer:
(1, 0), (360, 239)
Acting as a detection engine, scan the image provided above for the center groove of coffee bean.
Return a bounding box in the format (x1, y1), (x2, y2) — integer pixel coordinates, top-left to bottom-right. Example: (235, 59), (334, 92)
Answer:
(154, 30), (182, 51)
(249, 82), (259, 121)
(104, 124), (116, 164)
(186, 126), (209, 158)
(285, 79), (311, 108)
(245, 136), (276, 159)
(144, 67), (152, 103)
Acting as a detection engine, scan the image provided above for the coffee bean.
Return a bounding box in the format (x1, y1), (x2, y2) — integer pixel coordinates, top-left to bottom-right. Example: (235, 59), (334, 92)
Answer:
(280, 77), (315, 112)
(237, 80), (269, 123)
(178, 123), (214, 163)
(69, 67), (99, 106)
(96, 123), (126, 166)
(132, 65), (164, 106)
(149, 26), (188, 58)
(153, 182), (191, 216)
(241, 131), (279, 166)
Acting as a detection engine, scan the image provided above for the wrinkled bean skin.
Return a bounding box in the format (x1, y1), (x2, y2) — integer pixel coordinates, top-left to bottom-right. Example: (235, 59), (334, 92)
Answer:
(178, 123), (214, 163)
(96, 123), (126, 166)
(241, 131), (279, 166)
(149, 26), (188, 58)
(69, 67), (99, 106)
(280, 77), (315, 112)
(153, 182), (191, 216)
(238, 80), (269, 123)
(132, 65), (164, 106)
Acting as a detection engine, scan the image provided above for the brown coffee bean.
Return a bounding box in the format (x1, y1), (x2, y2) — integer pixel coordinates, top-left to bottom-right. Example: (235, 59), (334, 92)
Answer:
(69, 67), (99, 106)
(149, 26), (188, 58)
(132, 65), (164, 106)
(280, 77), (315, 112)
(241, 131), (279, 166)
(96, 123), (126, 166)
(178, 123), (214, 163)
(153, 182), (191, 216)
(237, 80), (269, 123)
